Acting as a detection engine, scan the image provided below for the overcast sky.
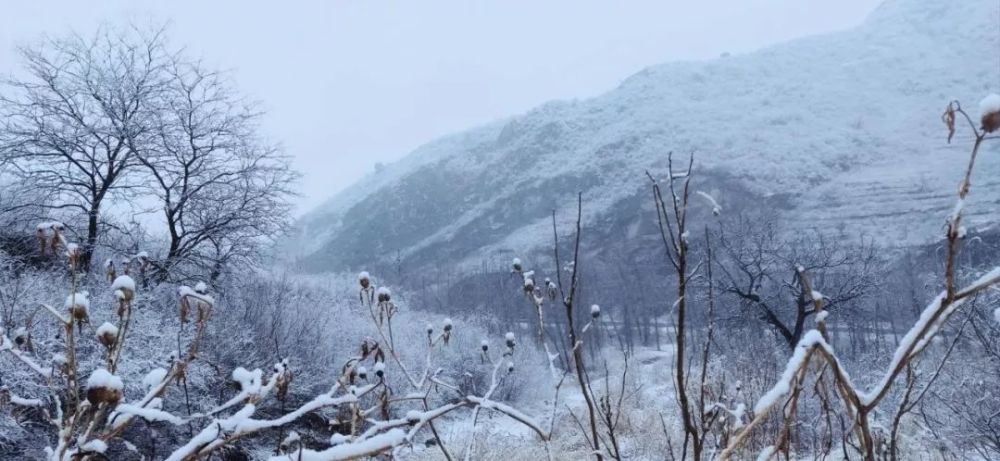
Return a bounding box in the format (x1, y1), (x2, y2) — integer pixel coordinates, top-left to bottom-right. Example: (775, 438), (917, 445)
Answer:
(0, 0), (881, 214)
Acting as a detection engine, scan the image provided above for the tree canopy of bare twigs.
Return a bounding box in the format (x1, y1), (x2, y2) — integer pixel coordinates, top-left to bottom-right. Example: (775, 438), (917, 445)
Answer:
(715, 214), (881, 349)
(134, 56), (296, 282)
(0, 26), (170, 271)
(0, 24), (296, 280)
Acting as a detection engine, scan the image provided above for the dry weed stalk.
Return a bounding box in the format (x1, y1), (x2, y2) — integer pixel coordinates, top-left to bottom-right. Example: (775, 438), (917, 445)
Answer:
(720, 99), (1000, 461)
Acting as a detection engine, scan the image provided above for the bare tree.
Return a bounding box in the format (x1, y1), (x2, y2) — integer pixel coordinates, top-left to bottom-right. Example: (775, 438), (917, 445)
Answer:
(715, 213), (880, 349)
(132, 57), (296, 281)
(0, 26), (169, 271)
(720, 98), (1000, 460)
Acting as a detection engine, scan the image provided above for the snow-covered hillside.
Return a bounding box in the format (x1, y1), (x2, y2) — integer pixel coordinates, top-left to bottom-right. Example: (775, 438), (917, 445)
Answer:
(296, 0), (1000, 272)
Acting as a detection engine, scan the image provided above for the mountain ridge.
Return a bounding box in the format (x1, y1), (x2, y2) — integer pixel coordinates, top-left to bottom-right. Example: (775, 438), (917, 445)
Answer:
(294, 0), (1000, 273)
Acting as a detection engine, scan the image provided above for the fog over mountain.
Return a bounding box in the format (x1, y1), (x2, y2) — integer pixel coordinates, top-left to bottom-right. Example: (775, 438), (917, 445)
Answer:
(4, 1), (1000, 460)
(296, 0), (1000, 275)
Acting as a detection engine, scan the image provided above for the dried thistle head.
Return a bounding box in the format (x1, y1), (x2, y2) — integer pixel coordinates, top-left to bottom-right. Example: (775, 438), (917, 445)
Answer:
(442, 318), (454, 344)
(66, 292), (90, 324)
(983, 112), (1000, 134)
(13, 327), (33, 353)
(105, 259), (116, 282)
(274, 359), (293, 401)
(65, 243), (82, 269)
(135, 251), (150, 269)
(85, 369), (123, 405)
(376, 286), (391, 303)
(512, 257), (522, 273)
(96, 323), (118, 349)
(86, 386), (122, 406)
(111, 276), (136, 302)
(980, 93), (1000, 133)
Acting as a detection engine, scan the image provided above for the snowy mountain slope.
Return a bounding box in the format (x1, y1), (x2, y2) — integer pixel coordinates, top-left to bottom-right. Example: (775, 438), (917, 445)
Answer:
(295, 0), (1000, 273)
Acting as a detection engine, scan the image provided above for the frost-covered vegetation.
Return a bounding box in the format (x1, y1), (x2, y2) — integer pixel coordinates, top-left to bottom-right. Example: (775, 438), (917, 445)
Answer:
(4, 6), (1000, 461)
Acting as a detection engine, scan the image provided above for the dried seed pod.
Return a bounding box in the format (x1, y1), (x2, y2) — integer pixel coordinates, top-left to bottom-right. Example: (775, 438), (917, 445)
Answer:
(358, 271), (371, 289)
(545, 278), (558, 300)
(85, 368), (123, 406)
(66, 243), (82, 269)
(86, 386), (122, 406)
(12, 328), (26, 346)
(105, 259), (116, 283)
(480, 339), (489, 352)
(376, 287), (391, 303)
(505, 332), (516, 349)
(523, 277), (535, 293)
(981, 94), (1000, 133)
(275, 360), (293, 401)
(373, 361), (386, 379)
(512, 257), (522, 273)
(984, 112), (1000, 133)
(111, 276), (136, 302)
(442, 318), (453, 344)
(13, 328), (33, 353)
(96, 323), (118, 348)
(590, 304), (601, 319)
(66, 292), (90, 329)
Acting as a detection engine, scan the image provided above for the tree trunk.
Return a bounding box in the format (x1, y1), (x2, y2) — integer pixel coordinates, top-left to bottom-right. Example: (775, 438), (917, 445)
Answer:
(82, 205), (99, 273)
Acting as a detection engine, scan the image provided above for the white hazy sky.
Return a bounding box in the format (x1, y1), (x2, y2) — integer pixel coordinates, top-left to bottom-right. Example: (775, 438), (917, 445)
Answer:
(0, 1), (882, 214)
